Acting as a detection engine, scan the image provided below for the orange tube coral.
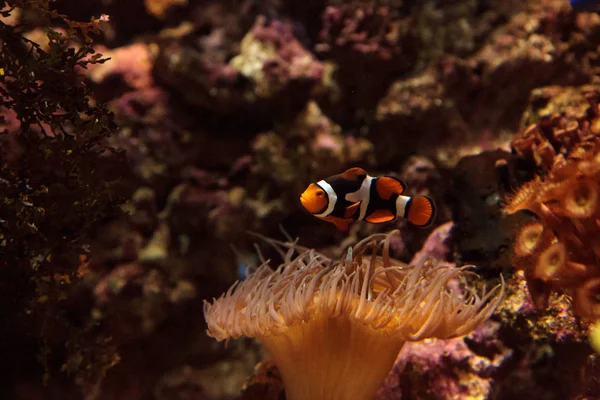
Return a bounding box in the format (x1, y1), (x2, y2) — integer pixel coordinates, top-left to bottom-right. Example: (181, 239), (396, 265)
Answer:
(204, 232), (504, 400)
(513, 221), (550, 261)
(534, 242), (567, 281)
(574, 278), (600, 320)
(561, 179), (599, 219)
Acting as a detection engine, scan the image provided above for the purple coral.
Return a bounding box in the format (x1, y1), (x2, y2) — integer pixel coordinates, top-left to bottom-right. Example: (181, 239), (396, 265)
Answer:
(319, 4), (406, 60)
(379, 322), (512, 400)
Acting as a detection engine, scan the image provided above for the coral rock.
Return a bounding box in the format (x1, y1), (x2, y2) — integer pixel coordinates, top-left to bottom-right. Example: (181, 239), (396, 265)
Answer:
(512, 85), (600, 171)
(230, 17), (323, 99)
(379, 321), (511, 400)
(449, 149), (534, 275)
(156, 17), (323, 123)
(88, 43), (157, 94)
(144, 0), (187, 19)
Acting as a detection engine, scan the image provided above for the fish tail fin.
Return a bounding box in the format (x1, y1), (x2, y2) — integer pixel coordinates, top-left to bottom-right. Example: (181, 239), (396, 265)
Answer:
(406, 196), (436, 227)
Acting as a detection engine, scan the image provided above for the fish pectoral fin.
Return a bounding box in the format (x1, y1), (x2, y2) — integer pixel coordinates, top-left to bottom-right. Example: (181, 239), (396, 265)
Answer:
(334, 219), (352, 231)
(344, 202), (361, 218)
(376, 176), (407, 200)
(365, 209), (395, 224)
(407, 196), (435, 227)
(323, 215), (353, 231)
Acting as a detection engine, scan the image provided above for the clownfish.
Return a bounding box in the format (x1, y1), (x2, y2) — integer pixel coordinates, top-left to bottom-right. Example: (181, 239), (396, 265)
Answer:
(300, 167), (436, 231)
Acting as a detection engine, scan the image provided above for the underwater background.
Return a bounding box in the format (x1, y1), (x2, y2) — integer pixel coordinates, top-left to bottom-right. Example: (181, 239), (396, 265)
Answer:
(1, 0), (600, 398)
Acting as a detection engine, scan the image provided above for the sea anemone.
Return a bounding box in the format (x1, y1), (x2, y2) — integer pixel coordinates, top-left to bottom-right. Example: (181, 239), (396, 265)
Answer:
(204, 232), (504, 400)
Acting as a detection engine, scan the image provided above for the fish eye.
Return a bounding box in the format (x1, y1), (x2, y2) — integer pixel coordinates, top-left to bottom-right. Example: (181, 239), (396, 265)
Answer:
(316, 191), (324, 197)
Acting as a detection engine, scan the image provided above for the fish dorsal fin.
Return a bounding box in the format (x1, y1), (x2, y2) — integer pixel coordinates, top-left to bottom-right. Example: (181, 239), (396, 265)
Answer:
(365, 209), (395, 224)
(341, 167), (367, 180)
(376, 176), (406, 200)
(344, 202), (361, 218)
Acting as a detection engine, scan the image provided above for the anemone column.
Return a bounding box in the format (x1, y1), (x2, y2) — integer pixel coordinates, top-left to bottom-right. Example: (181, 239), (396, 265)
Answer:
(261, 309), (405, 400)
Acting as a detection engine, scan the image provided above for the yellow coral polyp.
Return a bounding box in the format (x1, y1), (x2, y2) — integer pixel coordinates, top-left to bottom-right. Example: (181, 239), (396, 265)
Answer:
(574, 278), (600, 320)
(534, 242), (566, 281)
(562, 179), (599, 219)
(592, 117), (600, 135)
(513, 222), (546, 260)
(504, 179), (540, 214)
(590, 320), (600, 354)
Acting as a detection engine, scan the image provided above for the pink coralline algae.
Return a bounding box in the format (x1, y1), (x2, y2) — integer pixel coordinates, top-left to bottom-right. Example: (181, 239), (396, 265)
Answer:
(315, 1), (415, 127)
(83, 42), (175, 178)
(410, 222), (453, 267)
(85, 42), (169, 129)
(88, 43), (156, 92)
(379, 322), (511, 400)
(375, 221), (509, 400)
(156, 16), (323, 120)
(318, 3), (408, 61)
(229, 17), (324, 98)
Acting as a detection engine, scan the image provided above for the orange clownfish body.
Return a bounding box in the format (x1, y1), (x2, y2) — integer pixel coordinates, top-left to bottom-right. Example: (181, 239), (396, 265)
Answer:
(300, 167), (436, 231)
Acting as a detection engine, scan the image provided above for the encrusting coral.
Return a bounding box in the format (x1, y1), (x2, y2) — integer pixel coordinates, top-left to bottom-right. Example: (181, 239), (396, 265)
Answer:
(505, 88), (600, 319)
(204, 231), (503, 400)
(511, 86), (600, 172)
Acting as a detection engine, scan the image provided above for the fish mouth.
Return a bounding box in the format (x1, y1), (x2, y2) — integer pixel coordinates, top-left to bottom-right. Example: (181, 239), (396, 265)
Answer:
(299, 194), (308, 208)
